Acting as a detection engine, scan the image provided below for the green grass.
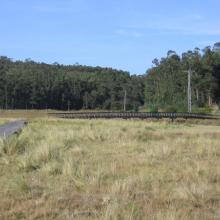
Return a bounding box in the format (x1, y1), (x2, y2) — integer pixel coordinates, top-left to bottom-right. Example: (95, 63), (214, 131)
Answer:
(0, 118), (220, 219)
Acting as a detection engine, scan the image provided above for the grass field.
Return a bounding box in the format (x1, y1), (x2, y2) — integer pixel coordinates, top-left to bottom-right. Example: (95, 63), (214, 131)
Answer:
(0, 118), (220, 219)
(0, 110), (49, 119)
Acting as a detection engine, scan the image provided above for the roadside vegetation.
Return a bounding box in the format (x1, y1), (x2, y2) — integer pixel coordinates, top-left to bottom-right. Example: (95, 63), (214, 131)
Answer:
(0, 119), (220, 219)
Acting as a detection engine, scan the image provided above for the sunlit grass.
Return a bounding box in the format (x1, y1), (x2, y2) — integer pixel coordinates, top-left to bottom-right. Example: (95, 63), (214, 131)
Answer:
(0, 119), (9, 125)
(0, 119), (220, 219)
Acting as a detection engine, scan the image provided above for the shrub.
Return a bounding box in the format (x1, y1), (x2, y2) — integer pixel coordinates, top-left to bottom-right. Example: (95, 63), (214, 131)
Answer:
(149, 105), (159, 113)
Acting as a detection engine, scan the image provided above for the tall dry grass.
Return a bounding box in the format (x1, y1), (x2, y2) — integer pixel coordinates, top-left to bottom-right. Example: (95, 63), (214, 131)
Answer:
(0, 119), (220, 219)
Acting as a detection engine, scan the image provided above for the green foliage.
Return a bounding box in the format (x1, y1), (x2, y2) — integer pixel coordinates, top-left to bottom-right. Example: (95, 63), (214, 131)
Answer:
(133, 104), (139, 112)
(0, 57), (144, 110)
(145, 47), (220, 112)
(163, 105), (178, 113)
(1, 45), (220, 113)
(192, 107), (212, 114)
(149, 105), (159, 113)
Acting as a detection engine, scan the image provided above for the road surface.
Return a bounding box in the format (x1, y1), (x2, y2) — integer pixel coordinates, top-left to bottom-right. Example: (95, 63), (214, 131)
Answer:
(0, 120), (27, 138)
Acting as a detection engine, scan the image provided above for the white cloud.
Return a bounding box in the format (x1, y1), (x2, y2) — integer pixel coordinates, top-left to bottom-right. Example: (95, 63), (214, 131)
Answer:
(122, 14), (220, 37)
(150, 22), (220, 36)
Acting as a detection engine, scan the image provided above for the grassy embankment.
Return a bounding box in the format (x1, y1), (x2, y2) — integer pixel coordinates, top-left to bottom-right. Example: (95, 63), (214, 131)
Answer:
(0, 110), (49, 119)
(0, 118), (220, 219)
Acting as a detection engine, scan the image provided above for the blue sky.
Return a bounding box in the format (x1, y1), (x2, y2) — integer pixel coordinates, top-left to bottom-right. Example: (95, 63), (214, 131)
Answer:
(1, 0), (220, 74)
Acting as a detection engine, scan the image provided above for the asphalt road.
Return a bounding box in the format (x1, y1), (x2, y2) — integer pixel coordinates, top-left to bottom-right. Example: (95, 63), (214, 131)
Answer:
(0, 120), (26, 138)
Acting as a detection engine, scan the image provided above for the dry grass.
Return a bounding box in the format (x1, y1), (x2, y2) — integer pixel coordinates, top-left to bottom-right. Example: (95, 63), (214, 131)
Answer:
(0, 118), (220, 219)
(0, 109), (113, 119)
(0, 110), (49, 119)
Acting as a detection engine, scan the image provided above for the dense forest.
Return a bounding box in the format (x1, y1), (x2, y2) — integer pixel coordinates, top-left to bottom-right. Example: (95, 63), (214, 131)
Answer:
(0, 46), (220, 111)
(145, 47), (220, 111)
(0, 57), (144, 110)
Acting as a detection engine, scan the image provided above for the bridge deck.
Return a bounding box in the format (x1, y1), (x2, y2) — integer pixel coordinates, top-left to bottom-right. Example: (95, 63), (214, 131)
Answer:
(49, 112), (220, 120)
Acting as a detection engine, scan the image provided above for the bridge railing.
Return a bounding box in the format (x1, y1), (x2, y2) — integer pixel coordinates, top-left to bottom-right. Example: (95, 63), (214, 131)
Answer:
(48, 112), (220, 120)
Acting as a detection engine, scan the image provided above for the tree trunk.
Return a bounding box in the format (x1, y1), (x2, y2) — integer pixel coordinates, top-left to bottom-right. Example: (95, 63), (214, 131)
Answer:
(196, 89), (199, 101)
(208, 95), (212, 107)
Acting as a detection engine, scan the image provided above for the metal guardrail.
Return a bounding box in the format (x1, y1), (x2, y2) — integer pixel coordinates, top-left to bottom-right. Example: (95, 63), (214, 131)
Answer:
(48, 112), (220, 120)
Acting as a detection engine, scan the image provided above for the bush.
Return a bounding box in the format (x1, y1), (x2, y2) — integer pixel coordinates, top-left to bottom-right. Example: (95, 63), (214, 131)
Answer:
(192, 107), (212, 114)
(163, 106), (178, 113)
(149, 105), (159, 113)
(158, 105), (187, 113)
(133, 104), (139, 112)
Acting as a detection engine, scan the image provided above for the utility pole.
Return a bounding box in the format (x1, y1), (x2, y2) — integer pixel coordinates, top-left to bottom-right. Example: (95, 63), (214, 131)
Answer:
(188, 69), (192, 113)
(123, 89), (127, 112)
(184, 68), (194, 113)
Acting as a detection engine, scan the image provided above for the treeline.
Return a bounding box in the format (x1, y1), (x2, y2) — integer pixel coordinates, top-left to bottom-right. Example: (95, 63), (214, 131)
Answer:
(0, 57), (144, 110)
(1, 46), (220, 111)
(145, 47), (220, 111)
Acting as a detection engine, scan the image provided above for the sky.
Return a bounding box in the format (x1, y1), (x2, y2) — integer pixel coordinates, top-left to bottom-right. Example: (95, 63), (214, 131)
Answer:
(1, 0), (220, 74)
